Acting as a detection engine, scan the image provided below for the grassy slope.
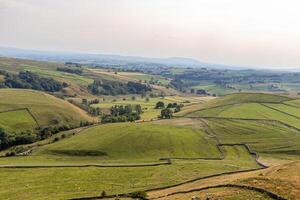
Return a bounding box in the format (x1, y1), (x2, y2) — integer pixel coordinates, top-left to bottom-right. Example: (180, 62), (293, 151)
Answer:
(0, 57), (62, 72)
(33, 122), (219, 163)
(0, 89), (94, 130)
(0, 109), (38, 132)
(183, 93), (300, 129)
(91, 96), (205, 120)
(149, 161), (300, 200)
(206, 118), (300, 158)
(0, 145), (259, 200)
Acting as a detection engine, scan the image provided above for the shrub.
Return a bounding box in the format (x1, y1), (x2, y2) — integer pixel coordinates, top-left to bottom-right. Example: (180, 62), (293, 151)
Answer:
(100, 190), (106, 197)
(155, 101), (165, 109)
(130, 191), (148, 200)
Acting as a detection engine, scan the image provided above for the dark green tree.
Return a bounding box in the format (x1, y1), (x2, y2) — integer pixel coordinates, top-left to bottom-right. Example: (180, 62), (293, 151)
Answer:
(155, 101), (165, 109)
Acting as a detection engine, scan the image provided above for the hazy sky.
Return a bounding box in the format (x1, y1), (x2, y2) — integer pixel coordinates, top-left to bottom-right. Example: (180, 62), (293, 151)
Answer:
(1, 0), (300, 68)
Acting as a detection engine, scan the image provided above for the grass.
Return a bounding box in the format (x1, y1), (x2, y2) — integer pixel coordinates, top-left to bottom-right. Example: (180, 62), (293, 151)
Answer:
(155, 187), (273, 200)
(25, 67), (94, 87)
(0, 89), (94, 131)
(0, 144), (259, 200)
(206, 118), (300, 157)
(191, 84), (237, 96)
(120, 72), (170, 85)
(0, 57), (63, 72)
(0, 109), (38, 133)
(150, 160), (300, 200)
(6, 121), (219, 164)
(91, 96), (204, 120)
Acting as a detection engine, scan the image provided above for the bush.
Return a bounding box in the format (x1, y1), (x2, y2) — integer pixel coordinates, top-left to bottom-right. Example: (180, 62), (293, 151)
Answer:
(100, 190), (106, 197)
(130, 191), (148, 200)
(160, 108), (173, 119)
(155, 101), (165, 109)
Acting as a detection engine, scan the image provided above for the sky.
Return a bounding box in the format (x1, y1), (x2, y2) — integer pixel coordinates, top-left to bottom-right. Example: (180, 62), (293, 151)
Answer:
(1, 0), (300, 69)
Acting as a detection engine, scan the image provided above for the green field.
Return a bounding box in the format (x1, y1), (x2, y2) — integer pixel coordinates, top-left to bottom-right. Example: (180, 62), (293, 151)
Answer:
(186, 93), (300, 129)
(0, 120), (260, 200)
(0, 109), (38, 133)
(192, 84), (237, 96)
(25, 67), (94, 87)
(0, 89), (94, 131)
(1, 90), (300, 199)
(91, 96), (204, 120)
(0, 146), (258, 200)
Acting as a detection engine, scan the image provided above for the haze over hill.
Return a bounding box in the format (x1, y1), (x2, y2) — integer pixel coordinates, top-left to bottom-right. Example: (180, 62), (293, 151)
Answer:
(0, 46), (238, 69)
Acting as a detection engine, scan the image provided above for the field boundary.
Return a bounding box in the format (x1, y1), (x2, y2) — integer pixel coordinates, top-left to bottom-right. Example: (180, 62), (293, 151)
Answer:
(260, 103), (300, 120)
(188, 116), (300, 132)
(150, 184), (289, 200)
(68, 168), (267, 200)
(0, 107), (40, 128)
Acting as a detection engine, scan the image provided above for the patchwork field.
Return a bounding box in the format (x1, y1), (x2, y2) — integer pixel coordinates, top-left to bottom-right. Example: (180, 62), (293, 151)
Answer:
(91, 96), (207, 121)
(0, 89), (94, 132)
(1, 92), (300, 200)
(149, 161), (300, 200)
(0, 119), (261, 200)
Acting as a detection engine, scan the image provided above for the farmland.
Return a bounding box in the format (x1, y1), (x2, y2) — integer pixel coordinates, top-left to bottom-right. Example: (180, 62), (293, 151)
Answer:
(0, 57), (300, 200)
(0, 89), (94, 132)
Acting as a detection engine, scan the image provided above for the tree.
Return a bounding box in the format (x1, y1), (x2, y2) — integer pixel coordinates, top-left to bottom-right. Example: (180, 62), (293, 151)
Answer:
(135, 104), (142, 115)
(167, 103), (173, 108)
(131, 96), (136, 101)
(160, 108), (173, 119)
(82, 98), (88, 105)
(101, 191), (106, 197)
(0, 128), (10, 150)
(155, 101), (165, 109)
(130, 191), (148, 200)
(174, 105), (181, 113)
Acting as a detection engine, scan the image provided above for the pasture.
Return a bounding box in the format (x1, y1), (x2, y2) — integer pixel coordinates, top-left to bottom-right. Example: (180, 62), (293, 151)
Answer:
(0, 89), (94, 131)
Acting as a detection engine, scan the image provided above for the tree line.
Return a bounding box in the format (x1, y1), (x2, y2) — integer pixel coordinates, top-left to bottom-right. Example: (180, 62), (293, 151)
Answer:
(88, 79), (151, 96)
(101, 104), (142, 123)
(0, 70), (67, 92)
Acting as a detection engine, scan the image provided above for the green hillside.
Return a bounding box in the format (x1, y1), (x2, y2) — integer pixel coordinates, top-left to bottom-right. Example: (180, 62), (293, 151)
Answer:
(186, 93), (300, 129)
(205, 118), (300, 156)
(207, 93), (291, 107)
(34, 122), (219, 163)
(0, 89), (94, 132)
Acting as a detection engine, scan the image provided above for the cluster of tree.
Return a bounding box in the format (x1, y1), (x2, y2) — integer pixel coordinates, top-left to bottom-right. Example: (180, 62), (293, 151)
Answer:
(88, 79), (151, 96)
(68, 99), (101, 116)
(190, 88), (208, 95)
(101, 104), (142, 123)
(0, 129), (37, 151)
(169, 79), (186, 92)
(160, 108), (173, 119)
(155, 101), (183, 113)
(0, 120), (94, 152)
(65, 62), (82, 68)
(0, 70), (67, 92)
(57, 67), (83, 75)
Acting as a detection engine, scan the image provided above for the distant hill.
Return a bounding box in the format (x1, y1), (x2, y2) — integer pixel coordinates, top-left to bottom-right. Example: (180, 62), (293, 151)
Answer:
(0, 46), (234, 68)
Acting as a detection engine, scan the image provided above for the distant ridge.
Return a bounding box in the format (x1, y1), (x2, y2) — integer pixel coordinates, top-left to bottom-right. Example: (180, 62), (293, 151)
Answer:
(0, 46), (236, 69)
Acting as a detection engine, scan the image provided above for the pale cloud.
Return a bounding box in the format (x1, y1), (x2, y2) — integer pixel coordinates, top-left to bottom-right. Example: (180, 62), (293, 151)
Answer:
(1, 0), (300, 68)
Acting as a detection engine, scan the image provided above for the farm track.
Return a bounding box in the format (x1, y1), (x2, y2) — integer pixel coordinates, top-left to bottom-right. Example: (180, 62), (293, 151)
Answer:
(0, 110), (285, 199)
(150, 184), (289, 200)
(65, 117), (271, 200)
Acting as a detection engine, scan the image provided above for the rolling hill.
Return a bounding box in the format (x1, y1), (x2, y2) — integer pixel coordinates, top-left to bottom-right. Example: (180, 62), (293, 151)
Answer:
(0, 89), (94, 132)
(182, 93), (300, 129)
